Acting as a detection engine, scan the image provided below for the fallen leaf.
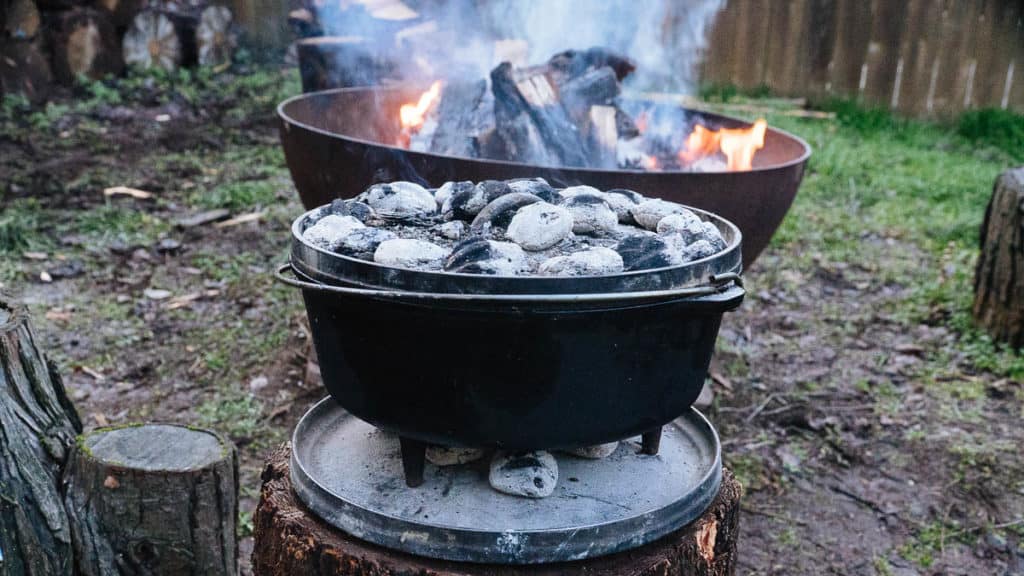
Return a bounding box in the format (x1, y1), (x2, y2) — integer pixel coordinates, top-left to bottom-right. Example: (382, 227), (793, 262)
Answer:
(79, 365), (106, 381)
(103, 186), (153, 200)
(93, 413), (109, 427)
(45, 308), (73, 322)
(710, 371), (734, 391)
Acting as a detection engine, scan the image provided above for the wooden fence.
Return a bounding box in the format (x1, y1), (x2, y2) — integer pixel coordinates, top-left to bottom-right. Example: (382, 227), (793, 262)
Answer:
(700, 0), (1024, 116)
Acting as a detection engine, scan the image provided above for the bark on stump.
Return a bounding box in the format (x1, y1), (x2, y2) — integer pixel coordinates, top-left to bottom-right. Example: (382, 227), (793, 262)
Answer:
(974, 167), (1024, 348)
(49, 8), (123, 84)
(0, 40), (52, 102)
(63, 424), (239, 576)
(252, 445), (742, 576)
(0, 296), (82, 576)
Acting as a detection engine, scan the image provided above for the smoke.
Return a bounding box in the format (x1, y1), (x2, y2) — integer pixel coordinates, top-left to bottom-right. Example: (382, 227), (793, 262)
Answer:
(314, 0), (725, 94)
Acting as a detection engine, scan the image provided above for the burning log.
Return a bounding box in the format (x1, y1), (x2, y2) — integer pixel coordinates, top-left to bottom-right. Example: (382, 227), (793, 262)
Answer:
(588, 104), (619, 169)
(428, 78), (490, 157)
(252, 444), (743, 575)
(0, 296), (81, 575)
(558, 65), (620, 123)
(122, 9), (197, 71)
(0, 39), (52, 101)
(64, 424), (239, 575)
(973, 167), (1024, 348)
(49, 8), (123, 84)
(195, 5), (234, 67)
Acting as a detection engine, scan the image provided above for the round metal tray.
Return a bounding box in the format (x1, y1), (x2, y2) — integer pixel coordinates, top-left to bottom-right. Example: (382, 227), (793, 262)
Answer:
(290, 397), (722, 564)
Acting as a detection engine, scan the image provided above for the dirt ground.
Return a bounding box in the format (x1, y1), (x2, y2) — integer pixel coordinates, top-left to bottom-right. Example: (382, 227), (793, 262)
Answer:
(1, 67), (1022, 575)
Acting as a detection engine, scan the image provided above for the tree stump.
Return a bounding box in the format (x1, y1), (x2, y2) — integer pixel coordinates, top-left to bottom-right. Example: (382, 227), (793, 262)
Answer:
(0, 40), (52, 102)
(63, 424), (239, 576)
(122, 9), (196, 71)
(252, 445), (742, 576)
(49, 8), (123, 84)
(0, 296), (82, 576)
(974, 167), (1024, 348)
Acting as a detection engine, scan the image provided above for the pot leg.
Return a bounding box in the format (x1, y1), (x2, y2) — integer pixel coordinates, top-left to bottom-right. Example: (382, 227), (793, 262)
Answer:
(399, 437), (427, 487)
(640, 427), (662, 455)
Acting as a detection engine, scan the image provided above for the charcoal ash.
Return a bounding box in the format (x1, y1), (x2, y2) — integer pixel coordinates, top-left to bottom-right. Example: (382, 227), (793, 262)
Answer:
(489, 450), (558, 499)
(655, 210), (703, 238)
(507, 178), (558, 203)
(303, 214), (366, 250)
(435, 220), (467, 240)
(425, 446), (486, 467)
(335, 227), (396, 259)
(445, 238), (529, 276)
(373, 238), (448, 270)
(561, 193), (618, 236)
(564, 442), (619, 459)
(505, 202), (574, 251)
(683, 238), (718, 261)
(701, 221), (727, 251)
(442, 180), (511, 221)
(631, 199), (693, 230)
(470, 192), (542, 230)
(538, 247), (624, 277)
(558, 185), (603, 200)
(358, 182), (436, 218)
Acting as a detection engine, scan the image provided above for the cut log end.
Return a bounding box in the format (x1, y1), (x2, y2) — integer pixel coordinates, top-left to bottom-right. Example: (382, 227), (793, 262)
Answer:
(50, 8), (124, 84)
(196, 5), (235, 67)
(123, 9), (196, 71)
(65, 424), (238, 576)
(973, 167), (1024, 348)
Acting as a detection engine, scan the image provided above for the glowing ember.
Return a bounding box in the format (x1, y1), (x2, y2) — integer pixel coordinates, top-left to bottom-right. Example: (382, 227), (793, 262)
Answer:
(679, 119), (768, 171)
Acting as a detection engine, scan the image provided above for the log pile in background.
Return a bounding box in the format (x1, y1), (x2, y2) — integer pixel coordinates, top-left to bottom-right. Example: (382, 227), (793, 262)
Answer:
(0, 0), (236, 101)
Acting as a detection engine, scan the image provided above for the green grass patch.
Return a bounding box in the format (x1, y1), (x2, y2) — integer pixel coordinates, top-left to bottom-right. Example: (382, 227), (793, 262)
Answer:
(957, 108), (1024, 162)
(198, 393), (264, 440)
(201, 180), (280, 211)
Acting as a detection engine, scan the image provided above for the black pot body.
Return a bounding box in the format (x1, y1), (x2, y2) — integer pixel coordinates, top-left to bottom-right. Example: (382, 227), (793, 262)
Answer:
(300, 278), (743, 450)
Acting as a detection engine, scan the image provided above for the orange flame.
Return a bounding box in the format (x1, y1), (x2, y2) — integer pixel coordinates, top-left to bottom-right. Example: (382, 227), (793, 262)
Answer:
(679, 119), (768, 171)
(400, 81), (442, 130)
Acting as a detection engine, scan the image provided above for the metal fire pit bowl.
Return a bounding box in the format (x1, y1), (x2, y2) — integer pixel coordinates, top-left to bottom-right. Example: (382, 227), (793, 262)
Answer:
(290, 397), (722, 564)
(277, 86), (811, 266)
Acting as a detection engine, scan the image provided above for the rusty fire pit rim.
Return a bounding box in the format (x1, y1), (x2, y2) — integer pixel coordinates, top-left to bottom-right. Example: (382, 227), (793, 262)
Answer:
(276, 85), (813, 176)
(291, 201), (743, 294)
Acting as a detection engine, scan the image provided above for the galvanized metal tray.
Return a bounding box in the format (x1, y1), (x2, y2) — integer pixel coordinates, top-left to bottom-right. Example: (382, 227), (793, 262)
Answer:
(290, 397), (722, 564)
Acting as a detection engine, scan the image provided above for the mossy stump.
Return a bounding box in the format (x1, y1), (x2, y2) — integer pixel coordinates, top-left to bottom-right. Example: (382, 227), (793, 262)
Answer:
(252, 445), (743, 576)
(0, 295), (81, 576)
(63, 424), (239, 576)
(974, 167), (1024, 348)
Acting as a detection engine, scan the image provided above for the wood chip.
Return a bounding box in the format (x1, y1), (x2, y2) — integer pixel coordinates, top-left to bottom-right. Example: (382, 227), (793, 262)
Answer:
(39, 270), (52, 283)
(175, 209), (231, 228)
(103, 475), (120, 489)
(214, 211), (265, 228)
(93, 413), (110, 427)
(22, 251), (48, 260)
(163, 289), (219, 310)
(45, 308), (73, 322)
(79, 365), (106, 381)
(143, 288), (173, 300)
(710, 371), (734, 391)
(103, 186), (153, 199)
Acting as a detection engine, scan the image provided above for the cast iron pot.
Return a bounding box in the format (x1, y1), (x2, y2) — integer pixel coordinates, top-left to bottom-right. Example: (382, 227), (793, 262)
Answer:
(277, 264), (743, 456)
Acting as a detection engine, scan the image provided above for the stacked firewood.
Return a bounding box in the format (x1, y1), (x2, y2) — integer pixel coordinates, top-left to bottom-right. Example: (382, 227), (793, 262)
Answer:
(1, 0), (236, 101)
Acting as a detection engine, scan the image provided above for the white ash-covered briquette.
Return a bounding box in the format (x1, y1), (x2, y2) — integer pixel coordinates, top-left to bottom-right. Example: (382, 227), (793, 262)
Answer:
(505, 202), (574, 251)
(326, 198), (374, 222)
(631, 198), (691, 230)
(358, 181), (436, 218)
(434, 181), (472, 210)
(602, 188), (644, 223)
(655, 210), (703, 237)
(562, 193), (618, 236)
(507, 178), (558, 203)
(558, 184), (603, 199)
(445, 237), (529, 276)
(615, 234), (684, 271)
(683, 238), (718, 261)
(470, 192), (542, 230)
(442, 180), (512, 221)
(425, 446), (486, 467)
(489, 450), (558, 499)
(700, 221), (727, 251)
(564, 442), (619, 459)
(538, 247), (624, 277)
(303, 215), (366, 250)
(336, 227), (396, 259)
(373, 238), (448, 270)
